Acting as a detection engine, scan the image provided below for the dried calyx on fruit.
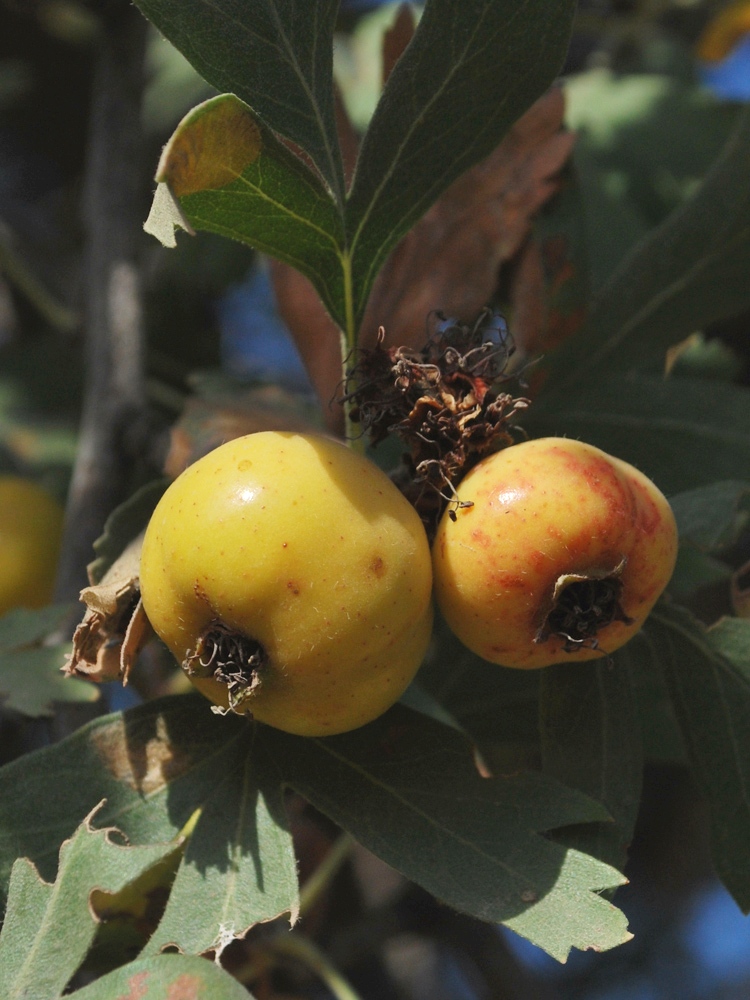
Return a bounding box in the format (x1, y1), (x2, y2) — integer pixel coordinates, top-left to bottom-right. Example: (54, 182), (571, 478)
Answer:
(139, 431), (434, 736)
(344, 310), (530, 535)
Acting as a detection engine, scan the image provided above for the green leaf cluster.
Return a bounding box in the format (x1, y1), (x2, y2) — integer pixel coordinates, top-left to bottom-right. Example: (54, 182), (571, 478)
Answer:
(138, 0), (577, 351)
(0, 696), (630, 968)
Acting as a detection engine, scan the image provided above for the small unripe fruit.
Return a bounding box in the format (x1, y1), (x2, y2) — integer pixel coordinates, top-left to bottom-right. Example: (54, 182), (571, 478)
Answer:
(432, 438), (678, 668)
(0, 476), (64, 616)
(140, 432), (433, 736)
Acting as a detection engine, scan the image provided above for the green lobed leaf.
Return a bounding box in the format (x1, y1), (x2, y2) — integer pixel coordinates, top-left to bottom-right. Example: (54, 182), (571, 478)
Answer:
(647, 603), (750, 911)
(0, 812), (176, 1000)
(416, 614), (541, 770)
(0, 646), (98, 717)
(144, 737), (297, 956)
(0, 696), (250, 893)
(143, 3), (578, 335)
(541, 103), (750, 392)
(669, 480), (750, 552)
(0, 606), (98, 717)
(0, 605), (75, 653)
(345, 0), (577, 328)
(73, 953), (252, 999)
(264, 704), (631, 962)
(146, 95), (347, 327)
(526, 374), (750, 498)
(133, 0), (344, 201)
(539, 658), (643, 871)
(0, 693), (630, 963)
(0, 696), (298, 957)
(618, 630), (685, 764)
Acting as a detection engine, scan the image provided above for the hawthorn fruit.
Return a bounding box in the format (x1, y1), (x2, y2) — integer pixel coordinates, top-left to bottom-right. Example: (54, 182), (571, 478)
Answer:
(140, 431), (433, 735)
(432, 437), (678, 668)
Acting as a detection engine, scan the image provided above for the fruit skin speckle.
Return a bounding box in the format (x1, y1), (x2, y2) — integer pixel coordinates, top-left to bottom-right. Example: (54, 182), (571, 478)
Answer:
(140, 431), (433, 736)
(432, 437), (678, 669)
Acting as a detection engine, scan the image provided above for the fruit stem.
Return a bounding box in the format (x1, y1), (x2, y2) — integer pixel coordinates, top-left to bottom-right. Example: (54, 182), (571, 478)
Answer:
(339, 329), (364, 453)
(298, 832), (355, 919)
(339, 252), (366, 454)
(270, 933), (364, 1000)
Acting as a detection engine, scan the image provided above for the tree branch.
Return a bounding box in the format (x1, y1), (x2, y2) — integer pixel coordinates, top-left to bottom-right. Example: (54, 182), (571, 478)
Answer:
(54, 2), (148, 606)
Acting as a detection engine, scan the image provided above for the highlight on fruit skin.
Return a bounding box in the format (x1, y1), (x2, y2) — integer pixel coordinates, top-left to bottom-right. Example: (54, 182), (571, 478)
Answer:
(139, 431), (434, 737)
(432, 437), (679, 669)
(0, 475), (64, 616)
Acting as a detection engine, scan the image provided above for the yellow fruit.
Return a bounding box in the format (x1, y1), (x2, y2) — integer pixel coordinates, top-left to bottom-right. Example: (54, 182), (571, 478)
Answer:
(140, 432), (433, 736)
(433, 438), (678, 668)
(0, 476), (63, 616)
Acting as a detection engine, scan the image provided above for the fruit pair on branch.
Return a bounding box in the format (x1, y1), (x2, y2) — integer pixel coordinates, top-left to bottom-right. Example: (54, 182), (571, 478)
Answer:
(131, 310), (677, 735)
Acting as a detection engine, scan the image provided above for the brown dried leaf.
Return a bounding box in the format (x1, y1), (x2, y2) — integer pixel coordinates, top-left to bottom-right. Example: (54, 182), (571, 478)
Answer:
(509, 233), (588, 360)
(272, 87), (575, 433)
(382, 4), (417, 86)
(64, 533), (151, 684)
(508, 238), (547, 357)
(362, 87), (575, 348)
(120, 599), (153, 680)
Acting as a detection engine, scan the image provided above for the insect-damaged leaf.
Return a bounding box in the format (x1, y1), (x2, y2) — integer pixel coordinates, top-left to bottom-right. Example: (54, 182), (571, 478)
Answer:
(145, 95), (346, 325)
(0, 695), (299, 952)
(0, 809), (176, 1000)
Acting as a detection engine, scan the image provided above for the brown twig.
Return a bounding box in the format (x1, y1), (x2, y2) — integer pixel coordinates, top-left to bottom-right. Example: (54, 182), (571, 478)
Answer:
(54, 1), (147, 608)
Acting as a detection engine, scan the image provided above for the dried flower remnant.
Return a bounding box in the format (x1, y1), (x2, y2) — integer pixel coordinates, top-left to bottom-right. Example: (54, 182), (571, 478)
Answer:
(344, 310), (530, 534)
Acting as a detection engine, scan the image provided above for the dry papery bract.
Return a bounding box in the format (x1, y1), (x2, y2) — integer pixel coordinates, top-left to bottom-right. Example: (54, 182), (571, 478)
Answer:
(64, 533), (152, 685)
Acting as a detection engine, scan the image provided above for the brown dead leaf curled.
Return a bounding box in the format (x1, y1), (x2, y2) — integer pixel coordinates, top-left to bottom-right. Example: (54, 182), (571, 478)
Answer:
(64, 533), (152, 684)
(272, 87), (575, 433)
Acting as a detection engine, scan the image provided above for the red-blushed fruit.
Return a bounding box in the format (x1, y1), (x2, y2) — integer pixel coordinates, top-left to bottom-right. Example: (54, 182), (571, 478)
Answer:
(139, 431), (433, 736)
(432, 437), (678, 668)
